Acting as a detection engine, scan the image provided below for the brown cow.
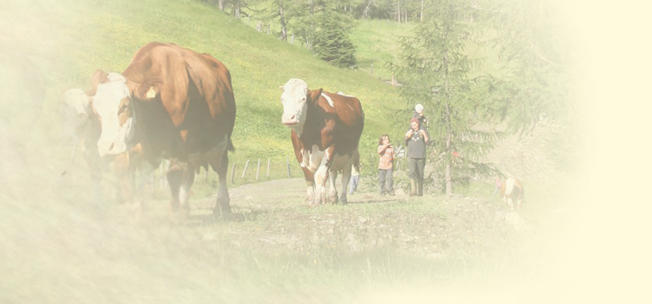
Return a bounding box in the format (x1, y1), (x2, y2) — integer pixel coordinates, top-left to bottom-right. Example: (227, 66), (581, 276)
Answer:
(280, 78), (364, 204)
(88, 42), (236, 217)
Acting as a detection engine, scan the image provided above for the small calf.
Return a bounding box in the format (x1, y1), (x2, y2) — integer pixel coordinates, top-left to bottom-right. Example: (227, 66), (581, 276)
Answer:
(497, 177), (524, 210)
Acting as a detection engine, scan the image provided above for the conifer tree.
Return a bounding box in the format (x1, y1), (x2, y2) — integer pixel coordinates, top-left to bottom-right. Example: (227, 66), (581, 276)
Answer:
(394, 0), (500, 195)
(312, 10), (357, 68)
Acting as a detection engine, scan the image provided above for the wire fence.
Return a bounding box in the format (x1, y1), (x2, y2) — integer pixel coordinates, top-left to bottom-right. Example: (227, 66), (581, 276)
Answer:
(143, 146), (412, 192)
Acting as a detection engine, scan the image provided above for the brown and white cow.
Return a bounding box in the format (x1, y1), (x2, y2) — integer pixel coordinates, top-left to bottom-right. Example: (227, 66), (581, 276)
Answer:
(61, 71), (128, 168)
(497, 176), (524, 210)
(280, 78), (364, 204)
(61, 88), (100, 166)
(62, 82), (144, 205)
(86, 42), (236, 217)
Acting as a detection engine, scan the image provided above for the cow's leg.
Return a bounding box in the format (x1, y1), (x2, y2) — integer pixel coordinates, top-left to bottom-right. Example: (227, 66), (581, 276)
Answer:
(328, 169), (338, 204)
(314, 166), (329, 204)
(178, 164), (195, 214)
(109, 152), (133, 205)
(339, 160), (352, 204)
(210, 150), (231, 218)
(301, 167), (316, 205)
(515, 191), (523, 210)
(140, 162), (159, 212)
(516, 186), (524, 210)
(314, 147), (334, 204)
(167, 160), (183, 212)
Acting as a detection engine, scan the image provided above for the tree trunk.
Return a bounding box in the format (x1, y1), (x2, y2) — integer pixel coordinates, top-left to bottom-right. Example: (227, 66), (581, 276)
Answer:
(420, 0), (424, 22)
(443, 51), (453, 196)
(218, 0), (224, 11)
(363, 0), (372, 18)
(279, 2), (287, 41)
(444, 122), (453, 196)
(397, 0), (401, 23)
(232, 0), (241, 18)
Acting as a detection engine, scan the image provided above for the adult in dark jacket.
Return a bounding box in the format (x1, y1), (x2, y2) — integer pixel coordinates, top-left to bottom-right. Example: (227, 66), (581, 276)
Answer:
(405, 117), (429, 196)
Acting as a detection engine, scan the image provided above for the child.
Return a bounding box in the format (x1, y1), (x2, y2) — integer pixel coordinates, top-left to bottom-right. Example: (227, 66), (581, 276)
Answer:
(348, 164), (360, 194)
(377, 134), (395, 195)
(413, 104), (429, 131)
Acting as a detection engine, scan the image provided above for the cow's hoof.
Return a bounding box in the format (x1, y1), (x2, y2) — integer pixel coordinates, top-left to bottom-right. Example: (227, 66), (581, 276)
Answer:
(181, 204), (190, 215)
(213, 207), (232, 220)
(328, 193), (338, 204)
(339, 196), (348, 205)
(170, 200), (180, 211)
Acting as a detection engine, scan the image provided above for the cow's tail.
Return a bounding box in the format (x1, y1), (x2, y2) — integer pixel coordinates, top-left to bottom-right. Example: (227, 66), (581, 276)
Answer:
(227, 137), (235, 152)
(352, 149), (360, 174)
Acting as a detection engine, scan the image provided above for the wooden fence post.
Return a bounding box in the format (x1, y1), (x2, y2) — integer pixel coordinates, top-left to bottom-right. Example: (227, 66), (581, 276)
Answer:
(255, 159), (261, 181)
(266, 158), (271, 178)
(241, 159), (250, 179)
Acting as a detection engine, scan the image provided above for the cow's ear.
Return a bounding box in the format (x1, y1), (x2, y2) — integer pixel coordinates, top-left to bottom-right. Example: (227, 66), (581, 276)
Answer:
(308, 88), (323, 104)
(133, 83), (159, 101)
(87, 69), (108, 96)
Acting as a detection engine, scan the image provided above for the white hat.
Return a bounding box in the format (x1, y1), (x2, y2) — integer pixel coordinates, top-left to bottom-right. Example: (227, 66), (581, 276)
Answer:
(415, 104), (424, 113)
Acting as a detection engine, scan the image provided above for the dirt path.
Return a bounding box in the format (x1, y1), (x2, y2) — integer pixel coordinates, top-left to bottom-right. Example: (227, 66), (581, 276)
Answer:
(190, 177), (401, 216)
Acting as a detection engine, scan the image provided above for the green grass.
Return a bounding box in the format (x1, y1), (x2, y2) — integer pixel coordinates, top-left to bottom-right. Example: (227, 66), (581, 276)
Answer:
(350, 19), (415, 81)
(240, 14), (414, 84)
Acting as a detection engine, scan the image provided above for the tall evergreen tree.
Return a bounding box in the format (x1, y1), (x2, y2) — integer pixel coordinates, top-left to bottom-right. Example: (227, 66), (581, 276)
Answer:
(394, 0), (500, 195)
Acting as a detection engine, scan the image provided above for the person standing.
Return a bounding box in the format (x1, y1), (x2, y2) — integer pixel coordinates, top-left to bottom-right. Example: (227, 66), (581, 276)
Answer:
(405, 117), (429, 196)
(348, 164), (360, 194)
(377, 134), (395, 195)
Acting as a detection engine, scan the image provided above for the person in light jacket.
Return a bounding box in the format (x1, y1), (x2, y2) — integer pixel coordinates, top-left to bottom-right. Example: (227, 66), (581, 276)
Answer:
(377, 134), (395, 195)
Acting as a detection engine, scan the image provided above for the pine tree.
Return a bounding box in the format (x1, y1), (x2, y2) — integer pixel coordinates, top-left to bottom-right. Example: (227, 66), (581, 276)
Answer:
(312, 10), (357, 68)
(393, 0), (500, 195)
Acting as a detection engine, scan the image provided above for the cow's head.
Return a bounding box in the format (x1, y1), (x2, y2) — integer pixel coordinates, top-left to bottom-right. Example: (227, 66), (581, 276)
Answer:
(280, 78), (322, 132)
(62, 88), (93, 132)
(90, 71), (137, 157)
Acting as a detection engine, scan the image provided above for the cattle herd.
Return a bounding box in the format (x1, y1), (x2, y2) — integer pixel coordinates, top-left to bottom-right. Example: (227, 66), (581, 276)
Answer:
(63, 42), (365, 217)
(64, 42), (525, 217)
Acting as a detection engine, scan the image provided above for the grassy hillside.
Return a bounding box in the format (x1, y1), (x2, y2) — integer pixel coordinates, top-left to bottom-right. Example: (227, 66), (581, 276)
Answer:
(1, 0), (410, 174)
(350, 19), (415, 82)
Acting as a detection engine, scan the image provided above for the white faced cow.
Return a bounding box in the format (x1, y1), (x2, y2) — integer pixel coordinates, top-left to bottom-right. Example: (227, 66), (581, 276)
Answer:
(73, 42), (236, 217)
(280, 78), (364, 204)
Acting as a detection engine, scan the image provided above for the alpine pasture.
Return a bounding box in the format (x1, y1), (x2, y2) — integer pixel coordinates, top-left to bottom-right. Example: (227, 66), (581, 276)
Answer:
(1, 0), (576, 302)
